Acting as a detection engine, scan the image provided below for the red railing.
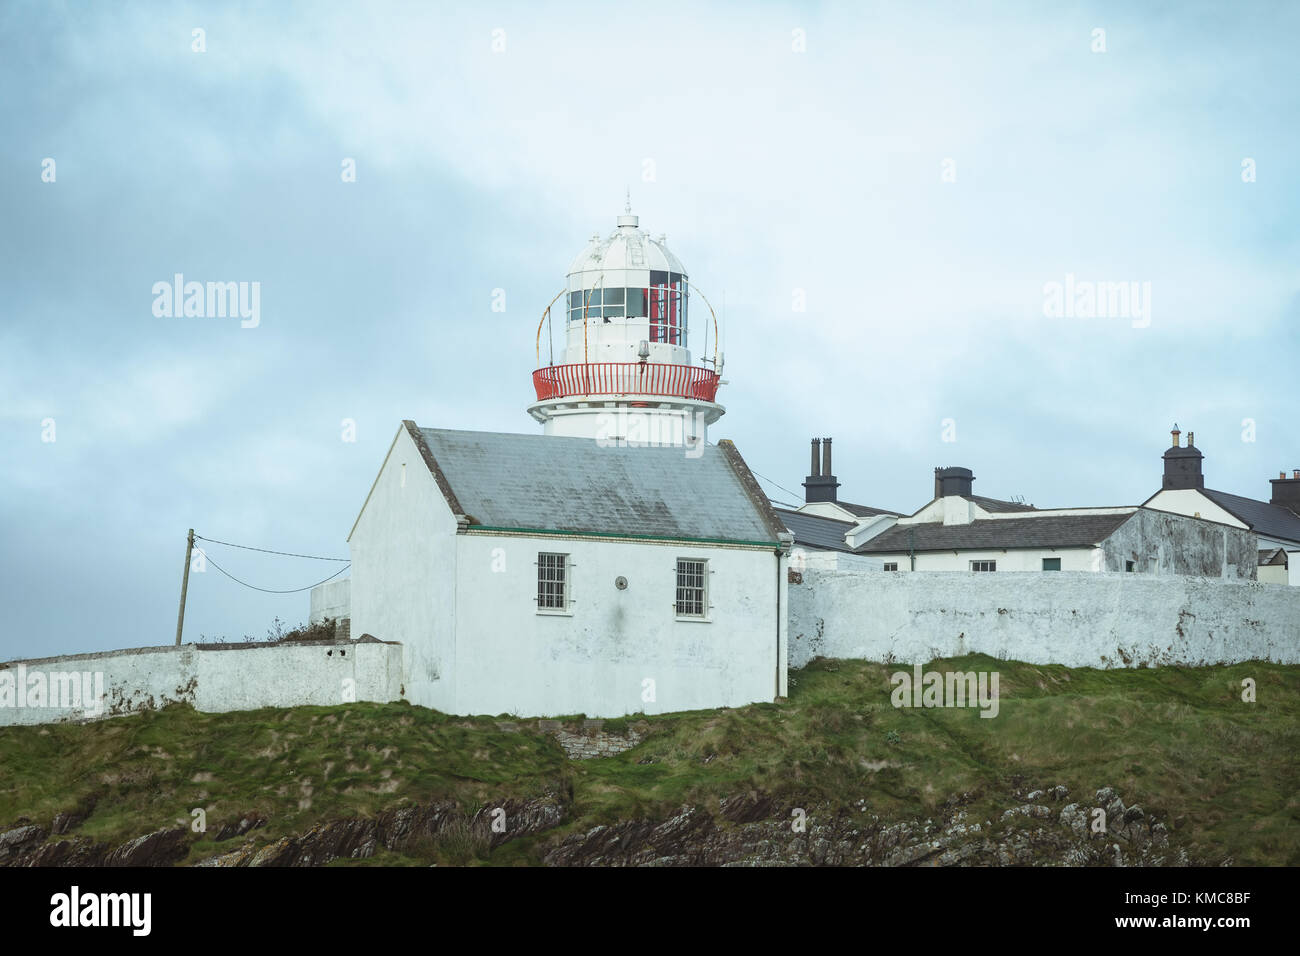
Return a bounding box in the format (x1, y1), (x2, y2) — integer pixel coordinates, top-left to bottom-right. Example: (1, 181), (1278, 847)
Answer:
(532, 362), (721, 402)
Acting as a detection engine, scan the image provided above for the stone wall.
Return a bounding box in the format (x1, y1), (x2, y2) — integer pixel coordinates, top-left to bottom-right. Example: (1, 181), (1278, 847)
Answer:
(789, 569), (1300, 669)
(536, 719), (648, 759)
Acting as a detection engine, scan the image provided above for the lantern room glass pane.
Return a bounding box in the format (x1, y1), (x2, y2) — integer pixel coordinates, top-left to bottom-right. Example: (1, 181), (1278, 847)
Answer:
(626, 288), (647, 317)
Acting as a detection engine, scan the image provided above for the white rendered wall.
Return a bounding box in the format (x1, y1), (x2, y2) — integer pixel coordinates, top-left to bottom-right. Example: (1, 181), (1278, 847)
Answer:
(1257, 537), (1300, 586)
(561, 315), (690, 367)
(864, 548), (1100, 572)
(191, 641), (402, 713)
(309, 578), (351, 625)
(450, 532), (786, 717)
(789, 548), (885, 573)
(348, 425), (459, 712)
(0, 640), (404, 727)
(797, 502), (868, 522)
(1259, 563), (1289, 585)
(1145, 489), (1249, 528)
(534, 400), (719, 444)
(788, 569), (1300, 669)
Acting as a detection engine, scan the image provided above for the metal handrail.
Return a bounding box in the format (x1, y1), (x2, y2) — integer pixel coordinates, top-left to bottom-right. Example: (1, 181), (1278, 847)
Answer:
(532, 362), (721, 402)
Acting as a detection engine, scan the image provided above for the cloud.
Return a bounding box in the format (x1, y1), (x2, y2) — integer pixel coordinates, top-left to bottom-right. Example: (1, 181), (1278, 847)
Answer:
(0, 1), (1297, 657)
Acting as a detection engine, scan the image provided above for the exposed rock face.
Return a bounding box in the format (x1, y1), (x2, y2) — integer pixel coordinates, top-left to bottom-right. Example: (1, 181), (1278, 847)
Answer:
(0, 824), (47, 863)
(193, 793), (568, 867)
(104, 828), (190, 867)
(543, 785), (1205, 867)
(0, 824), (187, 867)
(212, 815), (265, 842)
(0, 784), (1205, 867)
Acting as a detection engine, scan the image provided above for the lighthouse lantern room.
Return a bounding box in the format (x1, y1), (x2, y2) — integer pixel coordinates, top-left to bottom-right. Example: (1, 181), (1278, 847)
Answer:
(529, 204), (725, 445)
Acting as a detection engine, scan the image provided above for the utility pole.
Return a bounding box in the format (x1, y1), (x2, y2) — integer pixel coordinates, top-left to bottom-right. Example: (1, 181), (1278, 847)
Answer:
(175, 528), (194, 646)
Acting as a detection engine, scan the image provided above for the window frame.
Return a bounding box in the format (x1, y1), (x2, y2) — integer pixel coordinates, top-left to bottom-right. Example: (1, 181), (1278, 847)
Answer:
(969, 559), (997, 573)
(535, 552), (572, 615)
(883, 562), (899, 572)
(1042, 557), (1061, 571)
(674, 557), (710, 620)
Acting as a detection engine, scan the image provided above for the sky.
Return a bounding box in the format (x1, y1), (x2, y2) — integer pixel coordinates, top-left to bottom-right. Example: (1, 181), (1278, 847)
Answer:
(1, 1), (1297, 659)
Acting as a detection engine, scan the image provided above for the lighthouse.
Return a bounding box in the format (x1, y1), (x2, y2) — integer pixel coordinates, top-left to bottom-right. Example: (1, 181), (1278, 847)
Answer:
(528, 204), (725, 446)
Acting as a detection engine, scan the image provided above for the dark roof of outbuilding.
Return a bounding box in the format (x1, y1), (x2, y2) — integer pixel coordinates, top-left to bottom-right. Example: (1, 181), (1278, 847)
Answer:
(1200, 488), (1300, 546)
(967, 495), (1037, 514)
(854, 511), (1134, 554)
(1258, 548), (1287, 566)
(403, 423), (784, 546)
(773, 508), (855, 552)
(837, 500), (903, 518)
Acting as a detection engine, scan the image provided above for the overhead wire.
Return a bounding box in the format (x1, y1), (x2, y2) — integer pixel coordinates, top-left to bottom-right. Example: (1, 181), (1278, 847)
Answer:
(191, 533), (350, 594)
(202, 553), (350, 594)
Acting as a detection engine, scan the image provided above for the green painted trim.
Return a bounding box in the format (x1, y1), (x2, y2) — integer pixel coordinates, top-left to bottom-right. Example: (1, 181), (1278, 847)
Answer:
(465, 524), (780, 549)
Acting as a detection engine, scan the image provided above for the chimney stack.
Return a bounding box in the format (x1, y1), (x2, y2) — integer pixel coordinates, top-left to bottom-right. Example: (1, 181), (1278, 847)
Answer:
(1271, 468), (1300, 514)
(802, 436), (840, 504)
(1161, 425), (1204, 490)
(933, 466), (974, 498)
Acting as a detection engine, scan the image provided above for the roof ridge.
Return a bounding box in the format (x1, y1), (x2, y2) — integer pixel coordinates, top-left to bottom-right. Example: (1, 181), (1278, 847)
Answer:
(717, 439), (789, 547)
(405, 421), (466, 518)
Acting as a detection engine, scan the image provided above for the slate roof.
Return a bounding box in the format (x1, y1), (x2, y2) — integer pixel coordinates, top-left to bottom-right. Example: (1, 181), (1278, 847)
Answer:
(967, 495), (1037, 514)
(774, 508), (855, 552)
(405, 423), (785, 546)
(854, 512), (1134, 553)
(837, 500), (903, 518)
(1259, 548), (1288, 566)
(1201, 488), (1300, 546)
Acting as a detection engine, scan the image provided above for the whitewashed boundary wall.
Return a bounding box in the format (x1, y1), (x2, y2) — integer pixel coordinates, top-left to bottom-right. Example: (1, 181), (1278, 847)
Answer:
(789, 570), (1300, 669)
(309, 578), (351, 625)
(0, 639), (404, 726)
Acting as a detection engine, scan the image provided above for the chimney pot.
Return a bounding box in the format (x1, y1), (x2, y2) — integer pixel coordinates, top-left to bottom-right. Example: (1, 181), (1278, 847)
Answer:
(1161, 427), (1203, 490)
(1270, 469), (1300, 511)
(802, 437), (839, 504)
(934, 466), (974, 498)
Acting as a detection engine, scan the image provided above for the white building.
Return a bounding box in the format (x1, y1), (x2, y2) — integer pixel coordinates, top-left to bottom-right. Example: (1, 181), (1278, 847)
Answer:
(346, 423), (790, 717)
(1142, 427), (1300, 585)
(337, 208), (791, 717)
(779, 437), (1257, 578)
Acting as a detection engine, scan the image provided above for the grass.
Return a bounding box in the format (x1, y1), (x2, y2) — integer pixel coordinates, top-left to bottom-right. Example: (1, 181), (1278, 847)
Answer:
(1, 655), (1296, 865)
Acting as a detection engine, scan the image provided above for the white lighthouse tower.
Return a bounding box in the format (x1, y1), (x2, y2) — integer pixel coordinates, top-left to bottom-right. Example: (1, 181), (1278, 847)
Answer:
(528, 204), (725, 445)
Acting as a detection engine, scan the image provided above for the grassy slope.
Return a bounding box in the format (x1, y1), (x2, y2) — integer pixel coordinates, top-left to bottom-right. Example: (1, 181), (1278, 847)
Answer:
(1, 655), (1296, 866)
